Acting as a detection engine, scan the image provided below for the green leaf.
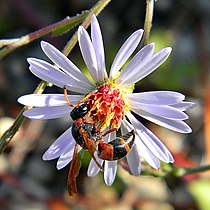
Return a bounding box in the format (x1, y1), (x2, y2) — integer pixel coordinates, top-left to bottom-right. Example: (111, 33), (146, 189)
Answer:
(52, 19), (80, 36)
(52, 11), (88, 36)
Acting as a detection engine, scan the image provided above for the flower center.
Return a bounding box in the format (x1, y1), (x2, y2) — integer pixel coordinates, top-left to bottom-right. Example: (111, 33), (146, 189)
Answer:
(87, 82), (127, 132)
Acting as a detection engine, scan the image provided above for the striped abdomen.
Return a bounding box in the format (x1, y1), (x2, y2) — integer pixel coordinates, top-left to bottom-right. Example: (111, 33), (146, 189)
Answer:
(97, 130), (135, 160)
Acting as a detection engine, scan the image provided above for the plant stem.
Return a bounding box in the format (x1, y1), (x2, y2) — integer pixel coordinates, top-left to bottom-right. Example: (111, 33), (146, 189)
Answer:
(141, 164), (210, 178)
(0, 39), (20, 48)
(180, 165), (210, 176)
(63, 0), (111, 56)
(0, 12), (88, 59)
(0, 81), (48, 154)
(142, 0), (154, 46)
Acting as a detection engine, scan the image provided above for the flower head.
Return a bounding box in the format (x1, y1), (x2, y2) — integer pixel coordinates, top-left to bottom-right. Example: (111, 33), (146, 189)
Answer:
(18, 15), (195, 186)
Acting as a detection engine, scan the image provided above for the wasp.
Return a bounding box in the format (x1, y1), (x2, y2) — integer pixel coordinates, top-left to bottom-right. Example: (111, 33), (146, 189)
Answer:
(63, 86), (135, 197)
(70, 102), (135, 161)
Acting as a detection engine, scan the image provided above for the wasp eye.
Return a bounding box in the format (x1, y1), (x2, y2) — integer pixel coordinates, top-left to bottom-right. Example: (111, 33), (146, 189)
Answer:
(70, 103), (89, 120)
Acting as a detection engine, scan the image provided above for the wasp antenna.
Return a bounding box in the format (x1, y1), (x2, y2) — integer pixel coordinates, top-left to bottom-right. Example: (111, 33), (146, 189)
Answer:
(79, 92), (93, 103)
(63, 85), (74, 107)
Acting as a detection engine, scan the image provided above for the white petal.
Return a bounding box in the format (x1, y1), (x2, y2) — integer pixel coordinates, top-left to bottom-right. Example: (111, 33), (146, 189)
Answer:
(91, 15), (107, 82)
(135, 137), (161, 169)
(57, 146), (82, 170)
(87, 153), (104, 177)
(126, 91), (185, 105)
(136, 127), (173, 164)
(18, 94), (83, 107)
(129, 102), (188, 120)
(109, 29), (144, 80)
(28, 58), (70, 86)
(121, 118), (134, 131)
(120, 121), (141, 175)
(42, 127), (74, 160)
(40, 41), (93, 88)
(116, 43), (155, 85)
(121, 47), (172, 87)
(28, 58), (91, 94)
(23, 105), (72, 120)
(78, 26), (99, 83)
(127, 112), (174, 163)
(122, 119), (161, 168)
(126, 145), (141, 176)
(131, 108), (192, 133)
(56, 146), (74, 170)
(171, 101), (197, 111)
(104, 160), (118, 186)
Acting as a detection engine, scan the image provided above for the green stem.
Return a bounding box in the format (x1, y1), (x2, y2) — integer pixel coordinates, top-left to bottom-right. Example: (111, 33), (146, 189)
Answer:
(0, 12), (88, 59)
(63, 0), (111, 56)
(174, 165), (210, 177)
(0, 38), (20, 48)
(141, 164), (210, 178)
(0, 0), (111, 154)
(142, 0), (154, 46)
(0, 81), (48, 154)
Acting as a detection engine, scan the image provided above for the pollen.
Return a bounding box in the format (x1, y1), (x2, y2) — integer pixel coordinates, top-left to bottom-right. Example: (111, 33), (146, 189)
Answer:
(87, 82), (128, 132)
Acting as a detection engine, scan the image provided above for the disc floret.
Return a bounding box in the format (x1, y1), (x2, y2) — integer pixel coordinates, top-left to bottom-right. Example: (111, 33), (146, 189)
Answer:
(87, 82), (129, 132)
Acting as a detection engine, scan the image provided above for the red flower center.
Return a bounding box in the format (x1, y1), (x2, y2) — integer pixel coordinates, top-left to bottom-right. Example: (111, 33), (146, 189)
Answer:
(87, 84), (126, 132)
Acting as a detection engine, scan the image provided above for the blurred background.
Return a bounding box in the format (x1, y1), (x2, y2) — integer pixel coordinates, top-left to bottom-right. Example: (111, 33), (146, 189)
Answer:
(0, 0), (210, 209)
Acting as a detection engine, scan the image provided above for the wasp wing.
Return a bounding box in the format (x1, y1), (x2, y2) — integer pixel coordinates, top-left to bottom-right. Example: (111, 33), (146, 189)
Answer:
(67, 143), (81, 197)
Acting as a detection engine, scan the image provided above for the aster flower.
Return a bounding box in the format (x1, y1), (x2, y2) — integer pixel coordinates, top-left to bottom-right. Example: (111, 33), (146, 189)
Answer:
(18, 15), (195, 186)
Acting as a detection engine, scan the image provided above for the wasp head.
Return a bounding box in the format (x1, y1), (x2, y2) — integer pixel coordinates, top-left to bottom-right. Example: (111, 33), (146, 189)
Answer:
(70, 103), (89, 120)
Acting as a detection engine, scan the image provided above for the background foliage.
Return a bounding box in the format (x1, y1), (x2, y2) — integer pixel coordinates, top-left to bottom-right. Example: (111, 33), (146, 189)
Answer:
(0, 0), (210, 209)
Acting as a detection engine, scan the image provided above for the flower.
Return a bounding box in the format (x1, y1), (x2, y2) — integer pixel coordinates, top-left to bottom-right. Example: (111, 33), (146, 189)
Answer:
(18, 15), (195, 186)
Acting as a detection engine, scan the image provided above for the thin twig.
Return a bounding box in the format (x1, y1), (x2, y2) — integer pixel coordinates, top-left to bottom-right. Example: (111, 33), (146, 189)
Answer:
(142, 0), (154, 46)
(63, 0), (111, 56)
(141, 164), (210, 177)
(0, 39), (20, 48)
(0, 11), (88, 59)
(0, 81), (48, 154)
(175, 165), (210, 177)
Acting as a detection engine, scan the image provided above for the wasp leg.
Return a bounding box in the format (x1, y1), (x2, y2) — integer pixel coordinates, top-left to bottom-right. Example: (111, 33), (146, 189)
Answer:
(102, 128), (117, 137)
(67, 143), (80, 197)
(83, 119), (95, 125)
(79, 127), (104, 172)
(63, 85), (75, 107)
(98, 130), (135, 161)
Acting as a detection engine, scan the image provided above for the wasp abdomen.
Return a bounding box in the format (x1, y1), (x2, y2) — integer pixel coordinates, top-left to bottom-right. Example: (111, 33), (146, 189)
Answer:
(97, 130), (135, 160)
